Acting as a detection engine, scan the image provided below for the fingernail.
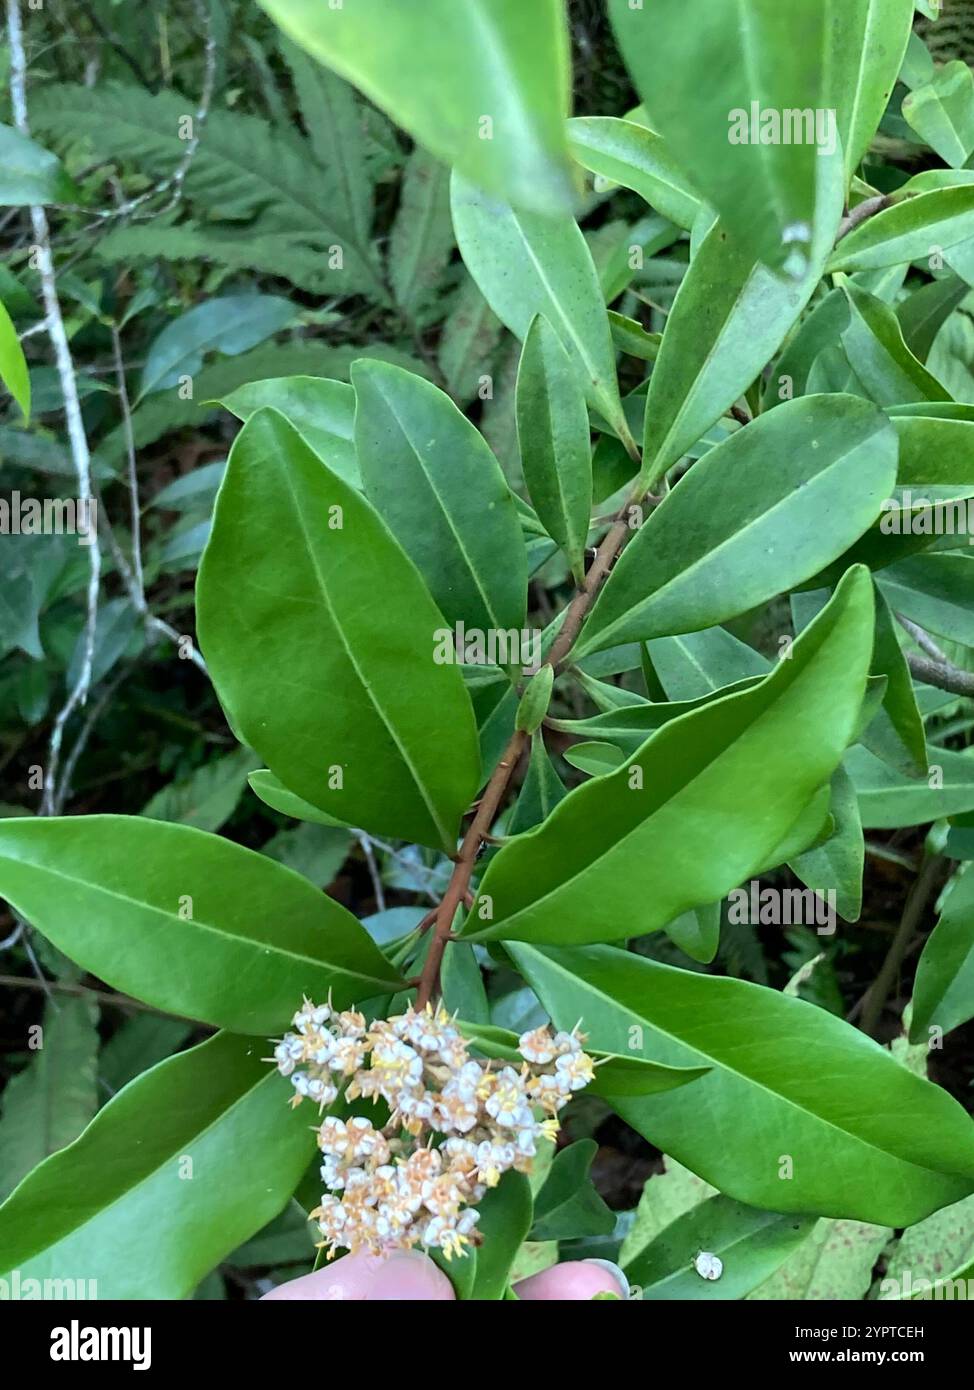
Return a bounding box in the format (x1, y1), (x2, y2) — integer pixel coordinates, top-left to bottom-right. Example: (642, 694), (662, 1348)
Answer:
(583, 1258), (630, 1300)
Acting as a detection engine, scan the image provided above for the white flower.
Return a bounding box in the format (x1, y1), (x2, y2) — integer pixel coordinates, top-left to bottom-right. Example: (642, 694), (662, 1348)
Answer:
(518, 1026), (557, 1064)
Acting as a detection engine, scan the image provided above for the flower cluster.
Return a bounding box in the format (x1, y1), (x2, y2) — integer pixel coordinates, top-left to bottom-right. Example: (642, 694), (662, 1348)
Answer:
(272, 1000), (595, 1260)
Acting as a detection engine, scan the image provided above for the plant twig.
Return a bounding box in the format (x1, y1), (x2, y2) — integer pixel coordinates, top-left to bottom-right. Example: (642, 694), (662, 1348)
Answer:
(8, 0), (102, 815)
(0, 971), (204, 1020)
(896, 614), (974, 697)
(835, 193), (893, 244)
(858, 854), (943, 1036)
(415, 479), (657, 1007)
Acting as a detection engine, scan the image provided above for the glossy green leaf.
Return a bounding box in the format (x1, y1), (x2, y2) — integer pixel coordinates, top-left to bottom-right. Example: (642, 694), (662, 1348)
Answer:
(903, 61), (974, 166)
(510, 942), (974, 1225)
(0, 121), (77, 205)
(220, 376), (358, 488)
(0, 1032), (315, 1299)
(506, 735), (566, 837)
(138, 295), (298, 400)
(578, 396), (897, 654)
(663, 901), (722, 965)
(562, 741), (623, 777)
(451, 173), (633, 450)
(456, 1020), (707, 1099)
(257, 0), (575, 214)
(0, 999), (98, 1202)
(896, 274), (970, 363)
(531, 1140), (614, 1242)
(828, 186), (974, 272)
(0, 815), (403, 1032)
(848, 744), (974, 828)
(839, 278), (951, 406)
(247, 770), (347, 828)
(877, 553), (974, 646)
(790, 766), (865, 923)
(514, 666), (554, 737)
(0, 298), (29, 421)
(609, 0), (845, 274)
(515, 315), (592, 581)
(625, 1194), (815, 1300)
(567, 117), (702, 230)
(748, 1217), (892, 1300)
(826, 0), (915, 175)
(354, 360), (525, 633)
(465, 570), (874, 947)
(197, 408), (481, 851)
(876, 1193), (974, 1299)
(468, 1171), (533, 1300)
(638, 193), (841, 485)
(911, 867), (974, 1041)
(868, 585), (928, 777)
(647, 627), (770, 701)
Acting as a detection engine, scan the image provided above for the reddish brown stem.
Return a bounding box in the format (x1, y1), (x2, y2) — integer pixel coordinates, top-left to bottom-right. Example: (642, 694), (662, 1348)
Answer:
(414, 481), (654, 1007)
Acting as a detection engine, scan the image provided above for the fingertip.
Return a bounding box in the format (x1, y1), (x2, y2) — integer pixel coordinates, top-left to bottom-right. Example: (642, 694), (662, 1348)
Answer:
(260, 1249), (456, 1302)
(513, 1259), (628, 1301)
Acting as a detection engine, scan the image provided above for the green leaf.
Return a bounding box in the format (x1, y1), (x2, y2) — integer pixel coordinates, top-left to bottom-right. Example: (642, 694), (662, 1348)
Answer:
(647, 627), (769, 701)
(608, 0), (842, 274)
(0, 1031), (316, 1299)
(262, 822), (353, 890)
(868, 585), (928, 777)
(98, 1014), (194, 1097)
(515, 666), (554, 736)
(451, 173), (633, 450)
(877, 553), (974, 645)
(849, 744), (974, 828)
(876, 1193), (974, 1299)
(515, 315), (593, 582)
(663, 901), (722, 966)
(138, 295), (298, 401)
(567, 117), (702, 230)
(0, 816), (403, 1033)
(0, 999), (99, 1201)
(530, 1140), (614, 1242)
(506, 734), (566, 836)
(388, 148), (455, 320)
(464, 569), (874, 947)
(903, 61), (974, 166)
(437, 272), (503, 407)
(197, 408), (481, 851)
(220, 376), (358, 488)
(278, 35), (375, 249)
(31, 82), (386, 299)
(141, 748), (261, 833)
(257, 0), (575, 214)
(828, 186), (974, 272)
(0, 298), (29, 421)
(247, 769), (347, 828)
(839, 278), (951, 406)
(790, 766), (866, 923)
(896, 274), (969, 363)
(911, 867), (974, 1041)
(577, 396), (897, 654)
(0, 121), (77, 205)
(638, 197), (841, 486)
(510, 942), (974, 1225)
(468, 1171), (533, 1300)
(353, 360), (526, 634)
(562, 741), (625, 777)
(624, 1194), (815, 1300)
(456, 1020), (707, 1099)
(748, 1217), (892, 1300)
